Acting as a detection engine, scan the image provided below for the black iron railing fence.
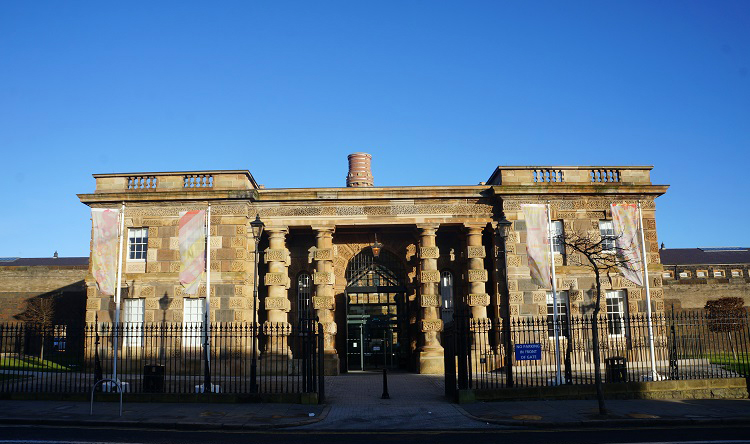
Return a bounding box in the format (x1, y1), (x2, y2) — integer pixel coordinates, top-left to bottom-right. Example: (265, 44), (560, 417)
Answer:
(445, 309), (750, 393)
(0, 320), (323, 397)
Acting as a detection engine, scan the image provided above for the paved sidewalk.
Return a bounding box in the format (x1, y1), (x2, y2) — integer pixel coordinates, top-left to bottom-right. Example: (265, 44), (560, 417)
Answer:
(0, 373), (749, 430)
(298, 372), (495, 430)
(461, 398), (750, 428)
(0, 399), (327, 430)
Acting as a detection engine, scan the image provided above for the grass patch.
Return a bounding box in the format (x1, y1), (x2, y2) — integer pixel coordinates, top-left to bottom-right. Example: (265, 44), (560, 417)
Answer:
(0, 355), (72, 372)
(709, 353), (750, 376)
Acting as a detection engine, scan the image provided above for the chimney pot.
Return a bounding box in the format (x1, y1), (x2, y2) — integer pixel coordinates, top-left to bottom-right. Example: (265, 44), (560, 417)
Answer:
(346, 153), (374, 187)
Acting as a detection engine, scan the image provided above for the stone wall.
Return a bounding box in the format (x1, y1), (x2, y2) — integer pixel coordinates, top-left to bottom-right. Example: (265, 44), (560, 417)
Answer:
(501, 197), (664, 320)
(85, 203), (256, 325)
(0, 266), (87, 323)
(663, 277), (750, 311)
(467, 377), (749, 402)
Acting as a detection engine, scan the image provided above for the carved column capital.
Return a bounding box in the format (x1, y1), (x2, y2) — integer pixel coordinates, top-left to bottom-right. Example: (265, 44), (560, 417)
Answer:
(416, 224), (439, 236)
(464, 223), (484, 235)
(266, 226), (288, 238)
(313, 226), (335, 237)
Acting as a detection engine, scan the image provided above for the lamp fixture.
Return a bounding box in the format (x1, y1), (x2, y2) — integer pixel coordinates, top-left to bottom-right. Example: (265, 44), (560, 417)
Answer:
(250, 214), (265, 239)
(497, 213), (512, 238)
(371, 232), (383, 258)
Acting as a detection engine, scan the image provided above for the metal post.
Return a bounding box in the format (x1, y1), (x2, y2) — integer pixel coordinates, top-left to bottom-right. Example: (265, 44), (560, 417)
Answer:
(112, 203), (125, 385)
(546, 203), (563, 385)
(638, 201), (659, 380)
(250, 223), (261, 393)
(317, 321), (325, 404)
(457, 311), (469, 390)
(203, 310), (211, 393)
(205, 204), (211, 392)
(497, 222), (514, 388)
(381, 368), (390, 399)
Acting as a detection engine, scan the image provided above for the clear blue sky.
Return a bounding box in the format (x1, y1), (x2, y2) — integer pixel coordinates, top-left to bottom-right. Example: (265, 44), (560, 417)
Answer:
(1, 1), (748, 257)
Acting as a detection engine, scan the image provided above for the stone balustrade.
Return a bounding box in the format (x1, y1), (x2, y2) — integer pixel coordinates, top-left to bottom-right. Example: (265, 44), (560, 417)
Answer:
(93, 171), (257, 193)
(488, 166), (653, 186)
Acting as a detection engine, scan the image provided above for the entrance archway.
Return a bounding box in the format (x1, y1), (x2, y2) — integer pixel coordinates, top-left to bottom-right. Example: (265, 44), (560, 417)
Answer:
(344, 247), (408, 371)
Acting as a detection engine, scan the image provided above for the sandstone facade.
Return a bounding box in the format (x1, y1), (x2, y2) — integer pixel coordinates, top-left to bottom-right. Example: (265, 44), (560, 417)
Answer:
(78, 165), (669, 374)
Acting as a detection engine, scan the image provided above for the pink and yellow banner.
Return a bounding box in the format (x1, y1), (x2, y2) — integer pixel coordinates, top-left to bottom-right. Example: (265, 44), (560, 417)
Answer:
(522, 204), (551, 288)
(611, 203), (643, 286)
(92, 208), (120, 296)
(179, 210), (206, 295)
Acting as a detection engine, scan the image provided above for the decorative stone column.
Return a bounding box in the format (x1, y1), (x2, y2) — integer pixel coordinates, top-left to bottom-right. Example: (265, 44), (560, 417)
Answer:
(465, 224), (493, 362)
(262, 227), (292, 367)
(312, 227), (339, 375)
(417, 224), (444, 374)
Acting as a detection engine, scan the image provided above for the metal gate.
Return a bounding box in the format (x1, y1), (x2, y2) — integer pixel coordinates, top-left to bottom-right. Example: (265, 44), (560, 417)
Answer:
(443, 309), (471, 400)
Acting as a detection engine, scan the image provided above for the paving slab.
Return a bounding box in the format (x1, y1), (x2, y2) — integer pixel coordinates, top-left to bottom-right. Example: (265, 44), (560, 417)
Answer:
(1, 373), (749, 430)
(460, 398), (750, 428)
(299, 372), (499, 430)
(0, 399), (327, 430)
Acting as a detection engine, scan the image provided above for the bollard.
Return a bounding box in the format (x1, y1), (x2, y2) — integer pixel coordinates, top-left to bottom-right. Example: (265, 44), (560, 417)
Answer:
(381, 368), (390, 399)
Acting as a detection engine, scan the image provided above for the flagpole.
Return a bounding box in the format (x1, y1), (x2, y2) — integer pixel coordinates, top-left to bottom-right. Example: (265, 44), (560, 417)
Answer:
(113, 202), (125, 384)
(547, 202), (563, 385)
(204, 204), (212, 391)
(638, 201), (658, 380)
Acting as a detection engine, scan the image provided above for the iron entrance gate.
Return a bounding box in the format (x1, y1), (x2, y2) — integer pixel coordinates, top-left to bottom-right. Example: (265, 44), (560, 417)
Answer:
(344, 247), (408, 372)
(346, 292), (403, 370)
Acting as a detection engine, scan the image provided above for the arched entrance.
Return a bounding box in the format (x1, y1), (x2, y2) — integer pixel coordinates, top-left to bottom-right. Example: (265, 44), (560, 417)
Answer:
(344, 247), (408, 371)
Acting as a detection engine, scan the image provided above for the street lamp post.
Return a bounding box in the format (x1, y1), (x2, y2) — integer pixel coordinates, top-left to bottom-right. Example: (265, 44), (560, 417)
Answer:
(497, 214), (513, 388)
(250, 214), (265, 393)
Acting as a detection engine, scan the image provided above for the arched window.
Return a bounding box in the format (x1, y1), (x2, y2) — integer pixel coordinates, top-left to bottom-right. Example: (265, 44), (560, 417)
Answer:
(440, 270), (454, 324)
(297, 272), (313, 322)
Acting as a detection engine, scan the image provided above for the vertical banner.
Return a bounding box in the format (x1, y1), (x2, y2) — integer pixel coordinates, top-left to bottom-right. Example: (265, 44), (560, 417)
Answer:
(92, 208), (120, 296)
(611, 203), (644, 286)
(179, 210), (206, 295)
(522, 204), (551, 288)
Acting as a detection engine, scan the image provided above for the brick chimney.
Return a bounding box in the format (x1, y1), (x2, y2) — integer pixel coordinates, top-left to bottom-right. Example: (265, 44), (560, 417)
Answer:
(346, 153), (374, 187)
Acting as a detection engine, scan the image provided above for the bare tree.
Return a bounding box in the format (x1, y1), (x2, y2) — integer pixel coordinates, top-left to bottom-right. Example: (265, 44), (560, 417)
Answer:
(556, 230), (635, 416)
(16, 296), (57, 362)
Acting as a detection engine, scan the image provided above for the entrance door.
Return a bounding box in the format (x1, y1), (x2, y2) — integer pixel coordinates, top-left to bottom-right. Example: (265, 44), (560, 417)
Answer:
(344, 247), (408, 372)
(346, 292), (402, 370)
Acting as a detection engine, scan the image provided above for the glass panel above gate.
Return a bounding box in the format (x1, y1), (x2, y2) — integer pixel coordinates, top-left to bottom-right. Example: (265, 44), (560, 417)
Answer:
(345, 248), (405, 289)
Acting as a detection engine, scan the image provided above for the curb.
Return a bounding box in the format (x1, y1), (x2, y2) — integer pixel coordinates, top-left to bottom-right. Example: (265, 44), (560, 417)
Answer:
(0, 405), (331, 431)
(454, 406), (750, 429)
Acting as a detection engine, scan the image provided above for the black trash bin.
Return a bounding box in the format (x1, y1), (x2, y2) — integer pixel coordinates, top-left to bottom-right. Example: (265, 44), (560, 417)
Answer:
(604, 356), (627, 383)
(143, 364), (165, 393)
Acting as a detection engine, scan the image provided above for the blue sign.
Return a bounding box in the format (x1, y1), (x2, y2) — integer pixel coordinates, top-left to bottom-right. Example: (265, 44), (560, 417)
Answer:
(515, 343), (542, 361)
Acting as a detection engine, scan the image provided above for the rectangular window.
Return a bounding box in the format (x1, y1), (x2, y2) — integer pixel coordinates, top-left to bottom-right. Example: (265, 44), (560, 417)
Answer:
(606, 290), (627, 336)
(546, 291), (569, 338)
(123, 299), (144, 347)
(550, 220), (565, 255)
(662, 271), (673, 279)
(713, 270), (725, 278)
(679, 271), (690, 278)
(128, 228), (149, 261)
(696, 270), (707, 278)
(183, 298), (206, 347)
(732, 270), (742, 277)
(599, 220), (616, 253)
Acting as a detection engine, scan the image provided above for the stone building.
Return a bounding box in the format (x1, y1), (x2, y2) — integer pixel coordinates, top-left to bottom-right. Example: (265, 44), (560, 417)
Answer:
(0, 255), (88, 324)
(77, 155), (668, 374)
(660, 247), (750, 310)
